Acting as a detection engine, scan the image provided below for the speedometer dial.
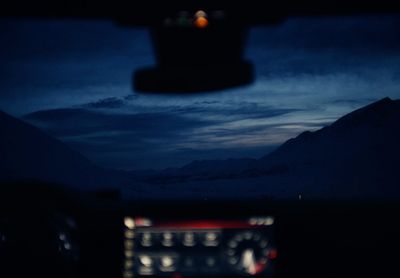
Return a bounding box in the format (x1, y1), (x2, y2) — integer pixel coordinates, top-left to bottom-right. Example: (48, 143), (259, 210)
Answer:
(225, 231), (270, 275)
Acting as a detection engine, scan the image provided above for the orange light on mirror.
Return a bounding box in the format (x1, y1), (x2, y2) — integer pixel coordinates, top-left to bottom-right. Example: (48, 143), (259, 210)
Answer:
(194, 16), (209, 28)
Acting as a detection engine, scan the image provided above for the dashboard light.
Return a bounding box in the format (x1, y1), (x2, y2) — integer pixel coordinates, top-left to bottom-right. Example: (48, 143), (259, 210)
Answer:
(249, 218), (257, 225)
(264, 217), (274, 226)
(163, 232), (173, 240)
(204, 231), (219, 246)
(195, 10), (207, 18)
(124, 259), (134, 269)
(141, 232), (153, 247)
(59, 233), (67, 241)
(125, 230), (135, 239)
(268, 249), (278, 260)
(161, 256), (174, 267)
(124, 217), (135, 229)
(123, 217), (275, 276)
(205, 232), (217, 241)
(249, 217), (274, 226)
(135, 217), (152, 227)
(194, 10), (209, 29)
(183, 232), (196, 246)
(123, 270), (134, 278)
(64, 242), (71, 250)
(125, 251), (134, 258)
(139, 255), (153, 267)
(124, 240), (134, 250)
(162, 232), (174, 246)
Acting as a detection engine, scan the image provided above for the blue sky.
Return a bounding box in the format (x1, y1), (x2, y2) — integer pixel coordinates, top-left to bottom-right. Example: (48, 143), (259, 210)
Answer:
(1, 16), (400, 170)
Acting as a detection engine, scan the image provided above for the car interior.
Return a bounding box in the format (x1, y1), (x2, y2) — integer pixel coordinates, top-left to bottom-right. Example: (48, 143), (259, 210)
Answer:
(1, 1), (400, 278)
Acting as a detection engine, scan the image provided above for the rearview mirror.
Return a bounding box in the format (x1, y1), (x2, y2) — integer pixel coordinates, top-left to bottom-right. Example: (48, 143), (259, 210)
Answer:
(133, 15), (254, 93)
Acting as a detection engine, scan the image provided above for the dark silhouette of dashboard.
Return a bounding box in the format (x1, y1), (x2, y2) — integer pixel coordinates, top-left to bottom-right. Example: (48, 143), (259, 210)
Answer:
(1, 181), (399, 278)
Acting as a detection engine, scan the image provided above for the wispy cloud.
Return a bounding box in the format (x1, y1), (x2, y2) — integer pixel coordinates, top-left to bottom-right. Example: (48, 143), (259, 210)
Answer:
(22, 101), (308, 169)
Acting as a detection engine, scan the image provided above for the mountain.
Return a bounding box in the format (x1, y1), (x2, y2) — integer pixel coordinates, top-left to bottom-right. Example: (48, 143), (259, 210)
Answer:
(135, 98), (400, 200)
(0, 110), (122, 189)
(2, 97), (399, 199)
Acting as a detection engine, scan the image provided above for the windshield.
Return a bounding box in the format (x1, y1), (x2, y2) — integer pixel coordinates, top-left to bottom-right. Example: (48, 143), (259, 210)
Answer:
(1, 15), (400, 200)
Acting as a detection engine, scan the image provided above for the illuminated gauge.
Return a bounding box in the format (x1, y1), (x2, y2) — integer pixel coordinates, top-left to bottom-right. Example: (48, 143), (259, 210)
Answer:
(225, 231), (271, 275)
(53, 214), (79, 262)
(56, 230), (79, 261)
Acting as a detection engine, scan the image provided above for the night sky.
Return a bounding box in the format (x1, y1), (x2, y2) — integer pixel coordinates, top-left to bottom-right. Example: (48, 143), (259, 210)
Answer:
(1, 15), (400, 170)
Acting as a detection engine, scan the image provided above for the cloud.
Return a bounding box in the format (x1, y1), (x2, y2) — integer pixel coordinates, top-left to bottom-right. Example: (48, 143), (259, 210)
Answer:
(23, 107), (209, 138)
(22, 102), (305, 170)
(83, 97), (125, 109)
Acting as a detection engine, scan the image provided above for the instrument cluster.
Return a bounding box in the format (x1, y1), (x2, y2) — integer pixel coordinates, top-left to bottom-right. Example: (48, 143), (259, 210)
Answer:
(122, 216), (277, 278)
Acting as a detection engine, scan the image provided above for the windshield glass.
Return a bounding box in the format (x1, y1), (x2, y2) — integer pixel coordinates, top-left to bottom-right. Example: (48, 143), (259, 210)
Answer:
(1, 16), (400, 200)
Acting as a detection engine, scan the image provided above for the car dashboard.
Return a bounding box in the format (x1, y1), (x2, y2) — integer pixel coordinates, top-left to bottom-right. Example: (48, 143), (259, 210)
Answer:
(121, 216), (276, 278)
(1, 182), (400, 278)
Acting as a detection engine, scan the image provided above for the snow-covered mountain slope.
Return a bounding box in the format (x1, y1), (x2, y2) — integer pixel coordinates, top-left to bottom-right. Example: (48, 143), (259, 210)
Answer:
(130, 98), (400, 200)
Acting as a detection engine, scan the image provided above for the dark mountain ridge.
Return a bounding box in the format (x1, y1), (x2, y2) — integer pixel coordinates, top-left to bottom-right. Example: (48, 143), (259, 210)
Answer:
(141, 97), (400, 199)
(1, 97), (399, 199)
(0, 110), (122, 189)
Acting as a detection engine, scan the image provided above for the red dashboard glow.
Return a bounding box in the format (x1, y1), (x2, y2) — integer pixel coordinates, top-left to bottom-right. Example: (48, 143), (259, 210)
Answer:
(136, 219), (256, 229)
